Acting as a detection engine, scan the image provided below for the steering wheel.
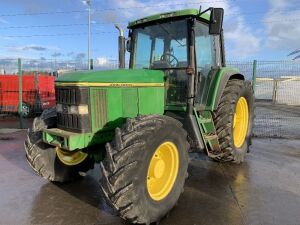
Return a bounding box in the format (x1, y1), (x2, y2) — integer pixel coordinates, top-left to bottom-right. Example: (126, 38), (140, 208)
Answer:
(160, 53), (179, 67)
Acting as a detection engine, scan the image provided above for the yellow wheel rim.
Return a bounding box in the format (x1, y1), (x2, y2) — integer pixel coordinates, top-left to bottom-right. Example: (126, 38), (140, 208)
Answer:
(147, 141), (179, 201)
(233, 97), (249, 148)
(56, 147), (88, 166)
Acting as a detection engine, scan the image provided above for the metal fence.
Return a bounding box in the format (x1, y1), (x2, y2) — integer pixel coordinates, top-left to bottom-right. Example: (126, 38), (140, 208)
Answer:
(0, 58), (119, 129)
(0, 58), (299, 139)
(228, 60), (300, 139)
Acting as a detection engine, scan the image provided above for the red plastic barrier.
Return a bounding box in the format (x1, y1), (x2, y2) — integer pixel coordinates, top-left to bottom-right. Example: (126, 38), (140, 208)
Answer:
(0, 74), (56, 113)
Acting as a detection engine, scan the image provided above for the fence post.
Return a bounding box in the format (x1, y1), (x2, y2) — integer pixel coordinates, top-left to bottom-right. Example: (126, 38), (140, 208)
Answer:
(18, 58), (23, 129)
(90, 58), (93, 70)
(272, 79), (278, 105)
(252, 60), (257, 94)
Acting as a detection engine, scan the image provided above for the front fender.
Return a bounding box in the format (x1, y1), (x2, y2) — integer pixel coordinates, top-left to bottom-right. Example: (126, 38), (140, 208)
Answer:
(205, 67), (245, 111)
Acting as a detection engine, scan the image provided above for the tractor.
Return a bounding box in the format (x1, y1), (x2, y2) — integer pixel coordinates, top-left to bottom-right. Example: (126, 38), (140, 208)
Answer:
(25, 7), (254, 225)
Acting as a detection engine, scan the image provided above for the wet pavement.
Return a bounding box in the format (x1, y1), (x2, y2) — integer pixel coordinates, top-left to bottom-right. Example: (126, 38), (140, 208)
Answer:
(254, 102), (300, 139)
(0, 116), (34, 129)
(0, 130), (300, 225)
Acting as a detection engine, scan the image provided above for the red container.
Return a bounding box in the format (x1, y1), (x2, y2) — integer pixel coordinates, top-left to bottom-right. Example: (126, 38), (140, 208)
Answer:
(0, 74), (56, 114)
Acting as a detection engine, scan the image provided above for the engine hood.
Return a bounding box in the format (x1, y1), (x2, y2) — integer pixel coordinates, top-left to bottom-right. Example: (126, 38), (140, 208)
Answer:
(56, 69), (164, 86)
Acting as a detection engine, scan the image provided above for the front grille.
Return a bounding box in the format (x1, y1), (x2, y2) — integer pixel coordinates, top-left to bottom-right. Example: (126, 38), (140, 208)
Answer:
(91, 89), (108, 129)
(56, 87), (89, 105)
(57, 113), (90, 132)
(55, 87), (91, 133)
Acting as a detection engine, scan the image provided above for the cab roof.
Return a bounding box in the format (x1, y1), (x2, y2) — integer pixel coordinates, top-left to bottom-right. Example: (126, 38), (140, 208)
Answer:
(128, 9), (210, 28)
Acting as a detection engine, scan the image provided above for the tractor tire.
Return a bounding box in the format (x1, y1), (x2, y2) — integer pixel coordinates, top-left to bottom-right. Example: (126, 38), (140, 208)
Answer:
(24, 108), (94, 182)
(100, 115), (189, 225)
(213, 79), (254, 163)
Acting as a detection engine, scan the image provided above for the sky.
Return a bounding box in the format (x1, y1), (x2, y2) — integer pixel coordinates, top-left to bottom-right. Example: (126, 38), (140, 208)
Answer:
(0, 0), (299, 65)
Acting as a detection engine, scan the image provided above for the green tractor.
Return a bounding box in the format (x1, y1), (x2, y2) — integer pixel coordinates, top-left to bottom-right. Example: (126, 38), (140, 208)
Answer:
(25, 7), (254, 225)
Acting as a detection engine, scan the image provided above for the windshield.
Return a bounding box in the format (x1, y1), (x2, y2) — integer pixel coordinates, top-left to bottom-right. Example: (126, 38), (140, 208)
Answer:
(132, 20), (188, 69)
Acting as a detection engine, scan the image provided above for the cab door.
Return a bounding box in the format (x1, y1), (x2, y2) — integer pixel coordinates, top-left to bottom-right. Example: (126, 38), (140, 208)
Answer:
(194, 21), (221, 109)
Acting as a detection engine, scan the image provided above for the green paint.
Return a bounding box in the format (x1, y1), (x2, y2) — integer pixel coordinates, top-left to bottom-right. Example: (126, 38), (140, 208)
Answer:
(138, 88), (164, 114)
(43, 85), (164, 151)
(106, 88), (125, 129)
(205, 67), (240, 111)
(128, 9), (210, 28)
(56, 69), (164, 84)
(43, 128), (115, 151)
(193, 109), (221, 154)
(122, 89), (138, 117)
(164, 105), (186, 112)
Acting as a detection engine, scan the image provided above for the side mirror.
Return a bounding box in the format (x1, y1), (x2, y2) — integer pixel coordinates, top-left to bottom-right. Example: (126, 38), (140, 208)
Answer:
(209, 8), (224, 35)
(126, 39), (131, 52)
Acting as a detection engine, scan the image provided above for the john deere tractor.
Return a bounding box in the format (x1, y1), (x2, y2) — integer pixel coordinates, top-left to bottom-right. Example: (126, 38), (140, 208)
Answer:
(25, 7), (254, 225)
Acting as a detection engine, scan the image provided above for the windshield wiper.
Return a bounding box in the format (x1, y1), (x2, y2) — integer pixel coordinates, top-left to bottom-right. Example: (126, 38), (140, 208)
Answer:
(158, 23), (185, 47)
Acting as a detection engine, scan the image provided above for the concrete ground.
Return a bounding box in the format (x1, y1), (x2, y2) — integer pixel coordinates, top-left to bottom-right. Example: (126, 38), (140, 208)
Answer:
(0, 130), (300, 225)
(254, 102), (300, 139)
(0, 115), (33, 129)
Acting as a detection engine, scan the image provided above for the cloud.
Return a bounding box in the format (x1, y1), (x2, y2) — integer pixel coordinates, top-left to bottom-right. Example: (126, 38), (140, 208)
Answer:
(264, 0), (300, 52)
(224, 15), (260, 57)
(94, 0), (260, 58)
(23, 45), (47, 51)
(75, 52), (86, 60)
(0, 17), (9, 24)
(95, 57), (108, 66)
(6, 0), (47, 14)
(5, 0), (84, 15)
(7, 44), (51, 52)
(51, 52), (62, 57)
(94, 57), (118, 69)
(67, 51), (75, 56)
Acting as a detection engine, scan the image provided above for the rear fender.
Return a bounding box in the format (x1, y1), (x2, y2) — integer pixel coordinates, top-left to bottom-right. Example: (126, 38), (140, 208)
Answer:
(205, 68), (245, 111)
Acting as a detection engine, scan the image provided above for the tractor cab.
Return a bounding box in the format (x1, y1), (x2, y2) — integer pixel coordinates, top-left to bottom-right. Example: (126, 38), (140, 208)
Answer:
(126, 8), (225, 110)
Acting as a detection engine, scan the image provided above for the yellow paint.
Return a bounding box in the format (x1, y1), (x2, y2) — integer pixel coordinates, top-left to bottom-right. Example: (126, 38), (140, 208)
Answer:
(233, 97), (249, 148)
(56, 147), (88, 166)
(147, 141), (179, 201)
(55, 82), (164, 87)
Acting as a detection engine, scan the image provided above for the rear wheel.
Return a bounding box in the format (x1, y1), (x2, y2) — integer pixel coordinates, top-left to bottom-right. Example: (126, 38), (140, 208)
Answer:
(100, 115), (189, 224)
(213, 79), (254, 163)
(24, 108), (94, 182)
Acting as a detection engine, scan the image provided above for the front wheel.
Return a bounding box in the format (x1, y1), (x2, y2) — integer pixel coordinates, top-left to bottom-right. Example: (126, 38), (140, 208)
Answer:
(100, 115), (189, 224)
(213, 79), (254, 163)
(24, 108), (94, 182)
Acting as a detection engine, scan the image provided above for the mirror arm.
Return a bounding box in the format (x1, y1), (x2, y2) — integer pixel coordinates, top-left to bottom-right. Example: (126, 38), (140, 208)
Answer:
(198, 7), (213, 17)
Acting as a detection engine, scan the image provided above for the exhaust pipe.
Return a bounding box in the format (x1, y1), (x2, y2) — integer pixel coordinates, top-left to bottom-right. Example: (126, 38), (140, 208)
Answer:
(115, 24), (125, 69)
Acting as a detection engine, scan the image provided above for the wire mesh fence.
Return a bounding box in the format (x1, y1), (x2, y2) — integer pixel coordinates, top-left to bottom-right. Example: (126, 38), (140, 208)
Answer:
(228, 60), (300, 139)
(0, 58), (119, 74)
(0, 58), (119, 129)
(0, 58), (299, 139)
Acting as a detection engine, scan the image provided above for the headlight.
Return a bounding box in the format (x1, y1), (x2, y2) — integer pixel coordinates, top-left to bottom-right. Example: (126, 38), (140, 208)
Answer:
(56, 104), (63, 113)
(69, 105), (89, 115)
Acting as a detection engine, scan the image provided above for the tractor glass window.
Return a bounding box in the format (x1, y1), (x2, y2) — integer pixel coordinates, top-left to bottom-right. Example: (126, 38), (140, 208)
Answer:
(195, 23), (216, 70)
(153, 38), (164, 62)
(134, 33), (152, 68)
(194, 21), (219, 107)
(132, 20), (188, 69)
